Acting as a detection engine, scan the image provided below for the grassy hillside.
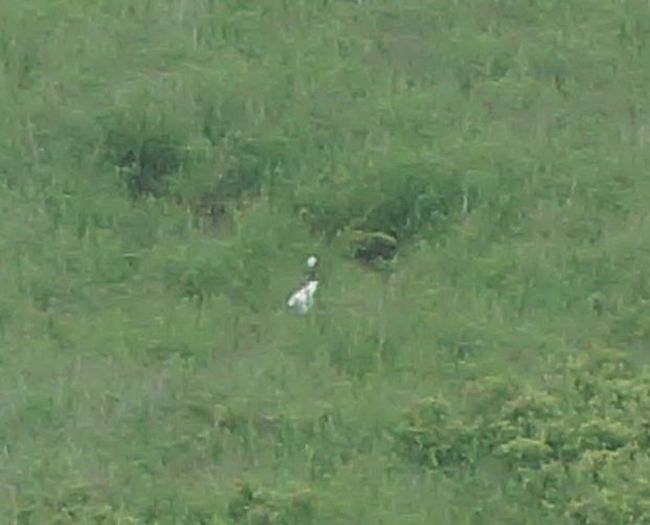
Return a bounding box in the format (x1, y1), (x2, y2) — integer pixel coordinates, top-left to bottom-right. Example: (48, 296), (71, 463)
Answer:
(2, 1), (650, 523)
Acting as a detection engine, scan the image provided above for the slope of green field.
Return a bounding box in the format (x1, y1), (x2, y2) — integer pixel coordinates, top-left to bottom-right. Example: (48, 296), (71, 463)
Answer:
(2, 1), (650, 523)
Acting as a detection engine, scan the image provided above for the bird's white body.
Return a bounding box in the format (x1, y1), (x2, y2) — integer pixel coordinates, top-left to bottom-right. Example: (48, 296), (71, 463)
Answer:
(287, 280), (319, 314)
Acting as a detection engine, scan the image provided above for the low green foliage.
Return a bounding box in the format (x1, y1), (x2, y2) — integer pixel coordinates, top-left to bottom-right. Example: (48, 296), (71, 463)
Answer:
(2, 0), (650, 523)
(395, 349), (650, 522)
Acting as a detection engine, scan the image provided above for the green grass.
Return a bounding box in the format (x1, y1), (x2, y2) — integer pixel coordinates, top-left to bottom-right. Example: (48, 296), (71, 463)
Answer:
(2, 1), (650, 523)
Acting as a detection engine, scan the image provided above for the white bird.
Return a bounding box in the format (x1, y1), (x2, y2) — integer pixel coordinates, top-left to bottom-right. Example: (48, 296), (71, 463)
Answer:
(287, 279), (319, 314)
(287, 255), (320, 314)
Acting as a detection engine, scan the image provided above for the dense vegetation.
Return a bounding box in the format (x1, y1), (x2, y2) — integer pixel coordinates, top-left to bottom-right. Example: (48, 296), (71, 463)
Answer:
(2, 1), (650, 523)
